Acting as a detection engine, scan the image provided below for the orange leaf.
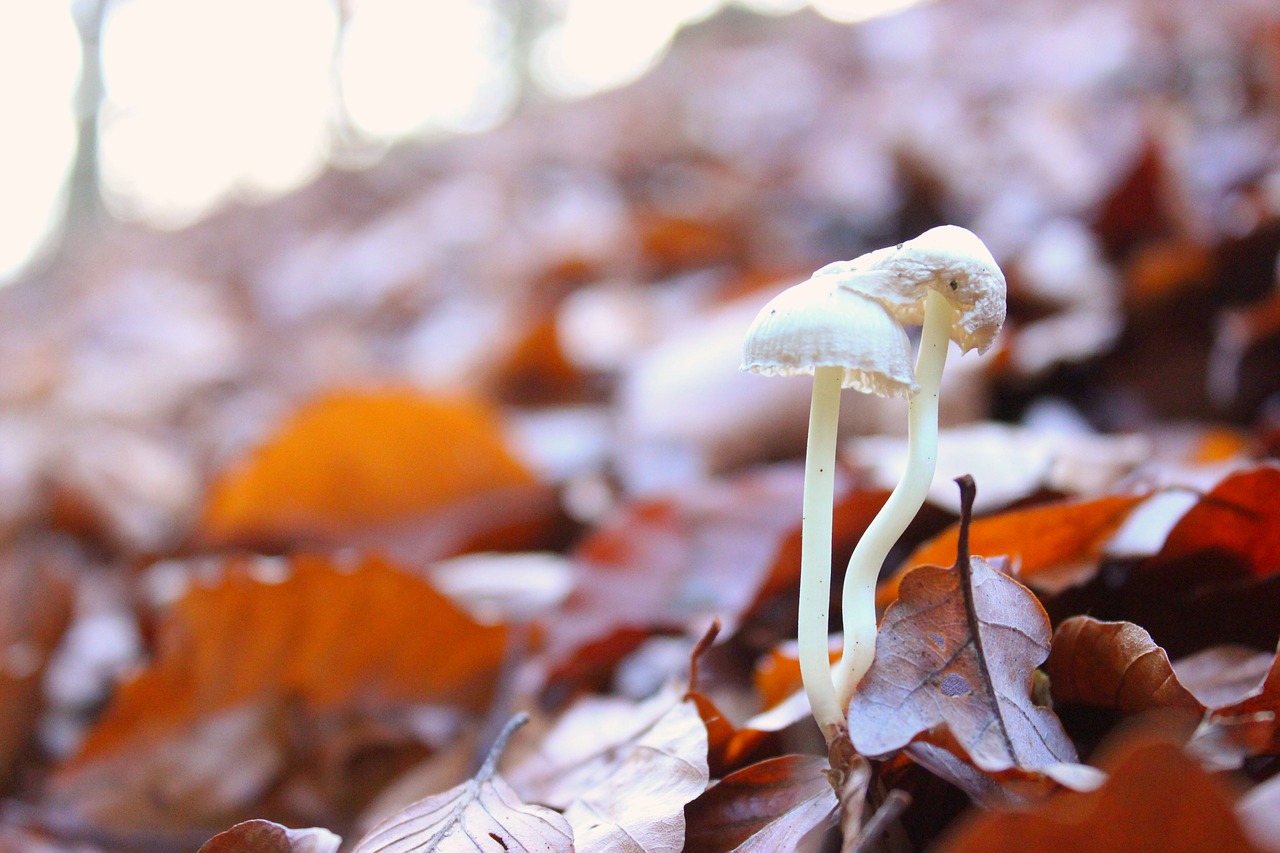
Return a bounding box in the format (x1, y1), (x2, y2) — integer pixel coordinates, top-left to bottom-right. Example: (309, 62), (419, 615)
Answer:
(71, 553), (506, 764)
(936, 737), (1260, 853)
(198, 389), (534, 547)
(878, 493), (1145, 608)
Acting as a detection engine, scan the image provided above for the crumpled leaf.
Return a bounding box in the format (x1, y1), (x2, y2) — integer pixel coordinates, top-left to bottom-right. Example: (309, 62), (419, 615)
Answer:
(199, 819), (341, 853)
(934, 737), (1261, 853)
(849, 477), (1089, 791)
(879, 493), (1145, 607)
(353, 715), (573, 853)
(683, 755), (836, 853)
(198, 389), (535, 548)
(508, 689), (709, 853)
(1187, 642), (1280, 768)
(51, 553), (506, 828)
(1045, 617), (1202, 718)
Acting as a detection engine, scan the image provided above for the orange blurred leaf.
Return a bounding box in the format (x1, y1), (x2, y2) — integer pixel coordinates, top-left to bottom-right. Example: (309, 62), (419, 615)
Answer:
(77, 553), (506, 762)
(879, 493), (1145, 608)
(198, 389), (534, 547)
(1153, 463), (1280, 579)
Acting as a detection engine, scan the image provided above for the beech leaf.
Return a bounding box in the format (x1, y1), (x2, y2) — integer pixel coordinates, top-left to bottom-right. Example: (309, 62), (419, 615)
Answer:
(199, 820), (341, 853)
(1045, 617), (1203, 717)
(1188, 643), (1280, 768)
(934, 737), (1261, 853)
(198, 389), (535, 548)
(848, 477), (1085, 785)
(508, 690), (710, 853)
(683, 755), (837, 853)
(353, 714), (573, 853)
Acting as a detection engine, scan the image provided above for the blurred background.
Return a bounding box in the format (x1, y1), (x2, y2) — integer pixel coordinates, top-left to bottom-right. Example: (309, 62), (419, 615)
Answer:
(2, 0), (1280, 842)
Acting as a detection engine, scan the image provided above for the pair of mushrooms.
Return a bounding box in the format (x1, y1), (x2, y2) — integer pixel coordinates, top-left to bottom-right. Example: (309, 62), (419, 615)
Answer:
(742, 225), (1006, 743)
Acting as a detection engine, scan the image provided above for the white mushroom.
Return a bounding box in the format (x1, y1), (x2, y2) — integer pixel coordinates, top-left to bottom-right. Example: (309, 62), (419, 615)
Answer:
(742, 274), (915, 742)
(833, 225), (1006, 709)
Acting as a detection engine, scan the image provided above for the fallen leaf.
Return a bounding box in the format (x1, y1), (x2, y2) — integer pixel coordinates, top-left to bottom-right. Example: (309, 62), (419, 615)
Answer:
(1045, 617), (1202, 717)
(199, 819), (341, 853)
(1150, 463), (1280, 579)
(352, 715), (573, 853)
(548, 465), (886, 680)
(683, 755), (836, 853)
(51, 553), (506, 827)
(1188, 643), (1280, 768)
(0, 537), (74, 779)
(1238, 773), (1280, 853)
(198, 389), (535, 548)
(878, 493), (1146, 607)
(507, 689), (709, 853)
(1172, 645), (1275, 709)
(934, 737), (1261, 853)
(849, 477), (1086, 788)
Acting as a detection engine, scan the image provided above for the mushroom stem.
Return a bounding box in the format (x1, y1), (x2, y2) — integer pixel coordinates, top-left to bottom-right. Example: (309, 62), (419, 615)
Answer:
(799, 364), (844, 742)
(834, 289), (955, 709)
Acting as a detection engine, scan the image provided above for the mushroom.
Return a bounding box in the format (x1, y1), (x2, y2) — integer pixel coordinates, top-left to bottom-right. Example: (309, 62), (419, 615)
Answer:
(832, 225), (1006, 709)
(742, 271), (916, 741)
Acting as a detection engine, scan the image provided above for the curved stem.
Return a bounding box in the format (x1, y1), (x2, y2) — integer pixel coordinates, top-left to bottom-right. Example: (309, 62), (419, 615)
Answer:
(799, 365), (844, 742)
(834, 289), (954, 710)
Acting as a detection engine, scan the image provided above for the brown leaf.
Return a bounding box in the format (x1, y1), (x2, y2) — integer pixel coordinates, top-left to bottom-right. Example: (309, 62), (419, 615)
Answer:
(507, 690), (709, 852)
(199, 819), (341, 853)
(52, 553), (506, 827)
(934, 737), (1262, 853)
(1238, 773), (1280, 853)
(0, 537), (74, 780)
(1173, 645), (1274, 709)
(878, 493), (1145, 607)
(197, 389), (535, 548)
(849, 477), (1084, 786)
(1188, 643), (1280, 768)
(353, 715), (572, 853)
(1045, 617), (1202, 717)
(683, 755), (836, 853)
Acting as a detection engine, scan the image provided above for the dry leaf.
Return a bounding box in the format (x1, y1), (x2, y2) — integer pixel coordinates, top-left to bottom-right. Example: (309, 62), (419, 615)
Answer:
(934, 737), (1261, 853)
(849, 477), (1087, 788)
(683, 755), (836, 853)
(1188, 643), (1280, 768)
(1173, 645), (1275, 709)
(1150, 463), (1280, 579)
(1238, 773), (1280, 853)
(879, 493), (1145, 606)
(508, 689), (709, 853)
(51, 553), (506, 827)
(353, 715), (573, 853)
(198, 389), (535, 548)
(1045, 617), (1202, 717)
(199, 819), (341, 853)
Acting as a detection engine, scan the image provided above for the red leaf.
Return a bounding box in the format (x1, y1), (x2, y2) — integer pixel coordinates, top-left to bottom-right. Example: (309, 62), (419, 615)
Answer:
(1153, 463), (1280, 579)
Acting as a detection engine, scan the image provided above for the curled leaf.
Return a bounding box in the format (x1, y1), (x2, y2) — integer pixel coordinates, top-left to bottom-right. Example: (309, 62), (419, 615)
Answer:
(1045, 617), (1202, 717)
(199, 820), (341, 853)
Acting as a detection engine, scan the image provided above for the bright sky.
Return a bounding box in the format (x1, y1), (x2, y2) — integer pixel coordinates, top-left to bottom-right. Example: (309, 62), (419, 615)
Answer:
(0, 0), (925, 284)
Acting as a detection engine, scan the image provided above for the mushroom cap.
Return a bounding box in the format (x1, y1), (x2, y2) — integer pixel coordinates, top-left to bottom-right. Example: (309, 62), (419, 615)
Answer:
(818, 225), (1007, 354)
(741, 275), (917, 398)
